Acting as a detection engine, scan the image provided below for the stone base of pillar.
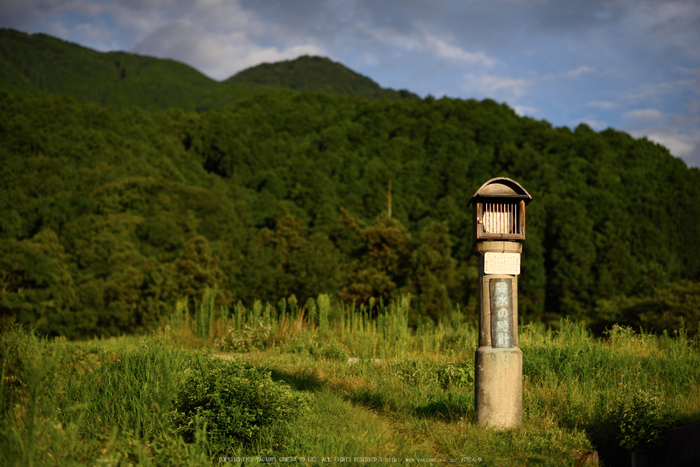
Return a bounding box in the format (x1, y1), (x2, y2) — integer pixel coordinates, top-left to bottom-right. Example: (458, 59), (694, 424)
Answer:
(474, 346), (522, 429)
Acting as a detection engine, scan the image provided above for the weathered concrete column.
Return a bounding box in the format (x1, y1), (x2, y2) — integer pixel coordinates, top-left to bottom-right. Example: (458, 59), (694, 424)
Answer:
(474, 241), (522, 429)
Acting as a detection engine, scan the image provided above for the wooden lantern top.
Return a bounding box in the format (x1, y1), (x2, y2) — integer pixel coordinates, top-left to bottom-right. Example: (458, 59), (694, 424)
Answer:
(469, 178), (532, 242)
(468, 177), (533, 205)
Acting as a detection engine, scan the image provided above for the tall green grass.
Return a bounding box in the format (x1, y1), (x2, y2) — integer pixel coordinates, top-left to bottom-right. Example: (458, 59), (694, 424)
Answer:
(0, 319), (306, 466)
(196, 290), (699, 464)
(0, 323), (206, 466)
(210, 290), (472, 362)
(3, 290), (699, 465)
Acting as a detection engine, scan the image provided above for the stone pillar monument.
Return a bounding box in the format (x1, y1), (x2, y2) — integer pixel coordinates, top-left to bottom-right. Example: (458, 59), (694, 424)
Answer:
(468, 178), (532, 430)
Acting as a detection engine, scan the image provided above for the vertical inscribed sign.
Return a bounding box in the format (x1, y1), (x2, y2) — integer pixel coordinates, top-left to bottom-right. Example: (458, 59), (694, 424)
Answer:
(490, 279), (514, 348)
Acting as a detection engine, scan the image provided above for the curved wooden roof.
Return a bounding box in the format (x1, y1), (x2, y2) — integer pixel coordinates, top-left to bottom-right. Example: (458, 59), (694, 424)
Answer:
(468, 177), (533, 205)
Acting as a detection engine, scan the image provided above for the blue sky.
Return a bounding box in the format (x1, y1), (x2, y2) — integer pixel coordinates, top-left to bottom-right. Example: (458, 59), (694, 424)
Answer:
(2, 0), (699, 167)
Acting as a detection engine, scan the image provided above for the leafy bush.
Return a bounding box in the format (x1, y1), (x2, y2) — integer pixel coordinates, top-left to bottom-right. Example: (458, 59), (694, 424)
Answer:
(391, 360), (474, 389)
(393, 360), (430, 386)
(437, 362), (474, 389)
(281, 332), (314, 356)
(170, 354), (308, 452)
(216, 321), (272, 352)
(314, 339), (349, 361)
(591, 386), (676, 453)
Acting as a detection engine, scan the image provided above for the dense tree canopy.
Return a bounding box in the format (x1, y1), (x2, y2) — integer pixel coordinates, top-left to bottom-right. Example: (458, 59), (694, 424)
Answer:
(1, 28), (699, 338)
(1, 85), (699, 338)
(0, 29), (415, 112)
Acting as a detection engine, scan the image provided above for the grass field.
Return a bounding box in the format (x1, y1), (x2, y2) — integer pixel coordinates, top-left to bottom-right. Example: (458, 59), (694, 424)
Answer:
(2, 291), (699, 466)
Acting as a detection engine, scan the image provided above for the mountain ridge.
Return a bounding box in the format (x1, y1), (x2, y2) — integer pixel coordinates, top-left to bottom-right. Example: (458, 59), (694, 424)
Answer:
(225, 55), (418, 100)
(0, 28), (417, 111)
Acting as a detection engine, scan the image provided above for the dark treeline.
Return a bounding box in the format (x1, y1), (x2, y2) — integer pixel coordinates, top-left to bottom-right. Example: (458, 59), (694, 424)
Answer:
(1, 87), (699, 338)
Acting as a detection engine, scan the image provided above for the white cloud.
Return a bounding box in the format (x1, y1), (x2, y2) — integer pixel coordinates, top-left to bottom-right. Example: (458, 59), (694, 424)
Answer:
(133, 20), (325, 80)
(461, 74), (531, 100)
(513, 105), (538, 117)
(579, 118), (608, 131)
(623, 108), (664, 121)
(242, 44), (326, 70)
(629, 1), (700, 60)
(624, 82), (674, 102)
(673, 99), (700, 129)
(422, 33), (495, 67)
(357, 23), (495, 68)
(642, 132), (695, 158)
(624, 127), (700, 167)
(677, 67), (700, 78)
(359, 53), (379, 66)
(565, 65), (594, 78)
(72, 21), (115, 44)
(676, 67), (700, 97)
(48, 21), (69, 40)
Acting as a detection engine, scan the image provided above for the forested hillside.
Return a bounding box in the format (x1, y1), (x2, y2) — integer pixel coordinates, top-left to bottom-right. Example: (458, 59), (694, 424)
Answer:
(225, 55), (418, 99)
(0, 29), (414, 111)
(1, 30), (699, 339)
(0, 28), (222, 111)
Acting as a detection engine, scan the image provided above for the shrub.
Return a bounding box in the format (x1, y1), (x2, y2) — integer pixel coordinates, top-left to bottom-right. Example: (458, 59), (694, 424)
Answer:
(591, 386), (676, 453)
(314, 339), (348, 361)
(216, 321), (272, 352)
(170, 354), (308, 453)
(393, 360), (430, 386)
(437, 362), (474, 389)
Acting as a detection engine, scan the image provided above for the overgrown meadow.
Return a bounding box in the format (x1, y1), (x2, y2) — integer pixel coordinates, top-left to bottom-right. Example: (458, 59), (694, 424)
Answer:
(3, 290), (699, 466)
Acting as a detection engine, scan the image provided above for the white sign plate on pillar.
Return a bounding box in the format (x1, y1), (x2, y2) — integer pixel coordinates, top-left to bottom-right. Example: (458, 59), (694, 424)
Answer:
(484, 252), (520, 275)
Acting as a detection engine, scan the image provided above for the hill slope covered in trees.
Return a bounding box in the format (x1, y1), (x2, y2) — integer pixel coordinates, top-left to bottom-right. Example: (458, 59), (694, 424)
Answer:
(0, 28), (222, 110)
(225, 55), (418, 99)
(0, 29), (415, 111)
(1, 30), (699, 339)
